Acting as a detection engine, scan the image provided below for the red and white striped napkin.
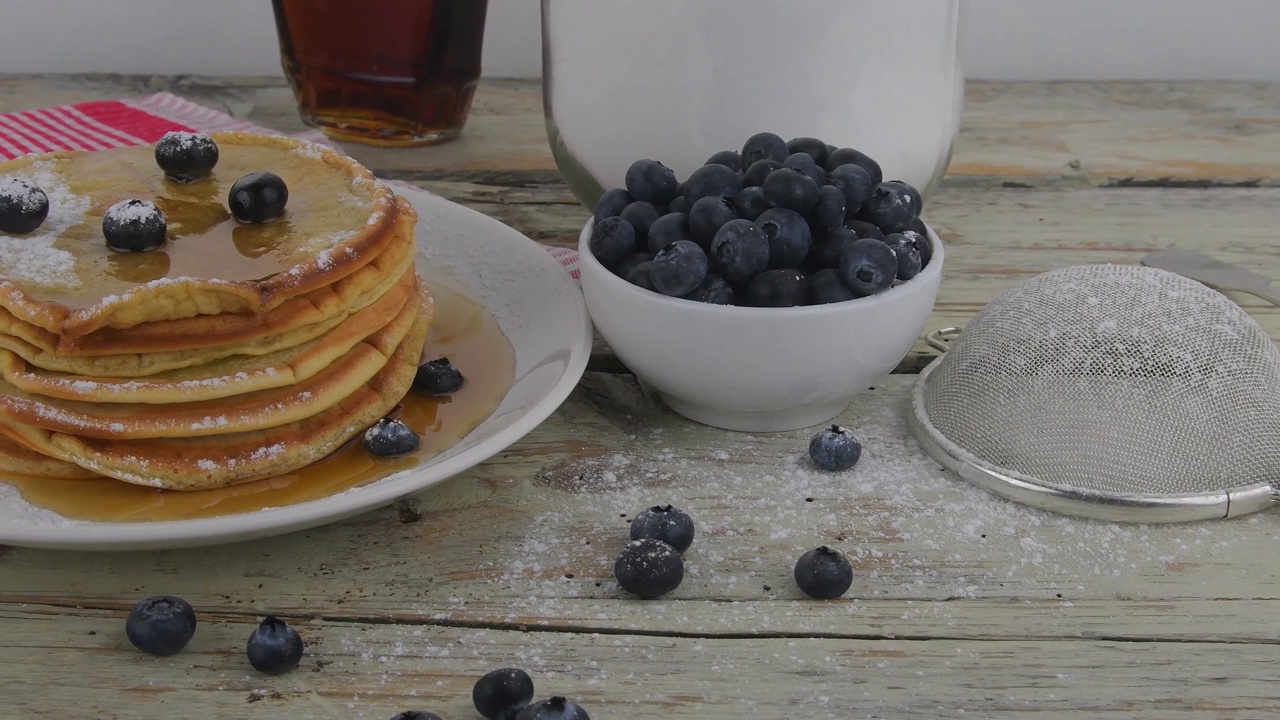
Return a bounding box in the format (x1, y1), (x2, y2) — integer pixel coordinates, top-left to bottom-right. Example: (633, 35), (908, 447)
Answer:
(0, 92), (581, 279)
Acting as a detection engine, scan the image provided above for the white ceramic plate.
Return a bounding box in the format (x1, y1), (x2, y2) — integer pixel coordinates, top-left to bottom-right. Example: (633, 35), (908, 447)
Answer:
(0, 186), (592, 551)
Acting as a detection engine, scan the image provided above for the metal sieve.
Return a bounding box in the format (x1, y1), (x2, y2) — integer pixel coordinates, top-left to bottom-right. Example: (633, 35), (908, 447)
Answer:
(908, 263), (1280, 523)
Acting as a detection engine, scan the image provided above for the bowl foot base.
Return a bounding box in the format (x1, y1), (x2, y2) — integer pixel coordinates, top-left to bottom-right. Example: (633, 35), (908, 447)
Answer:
(658, 394), (852, 433)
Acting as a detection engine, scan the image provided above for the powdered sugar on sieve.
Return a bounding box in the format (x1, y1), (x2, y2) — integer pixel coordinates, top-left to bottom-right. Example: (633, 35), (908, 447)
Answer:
(0, 160), (87, 288)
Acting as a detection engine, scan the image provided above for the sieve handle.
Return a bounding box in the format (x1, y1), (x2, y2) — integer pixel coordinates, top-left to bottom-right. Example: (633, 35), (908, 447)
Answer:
(925, 326), (963, 353)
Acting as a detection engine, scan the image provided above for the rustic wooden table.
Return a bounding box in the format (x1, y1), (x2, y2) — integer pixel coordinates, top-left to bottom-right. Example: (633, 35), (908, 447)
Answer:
(3, 76), (1280, 720)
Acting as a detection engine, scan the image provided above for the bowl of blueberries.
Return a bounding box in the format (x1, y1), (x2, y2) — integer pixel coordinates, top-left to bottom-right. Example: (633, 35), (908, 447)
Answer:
(579, 131), (944, 432)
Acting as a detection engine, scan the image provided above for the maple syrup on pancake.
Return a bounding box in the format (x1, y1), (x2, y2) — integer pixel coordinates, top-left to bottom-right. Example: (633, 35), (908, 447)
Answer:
(4, 280), (515, 522)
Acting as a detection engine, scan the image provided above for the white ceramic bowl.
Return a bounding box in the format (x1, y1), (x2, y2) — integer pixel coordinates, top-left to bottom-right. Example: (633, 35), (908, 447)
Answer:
(578, 220), (945, 432)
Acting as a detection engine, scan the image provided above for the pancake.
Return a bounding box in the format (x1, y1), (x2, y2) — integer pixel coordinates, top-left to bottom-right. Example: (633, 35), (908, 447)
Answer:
(0, 435), (96, 480)
(0, 132), (403, 336)
(0, 289), (432, 489)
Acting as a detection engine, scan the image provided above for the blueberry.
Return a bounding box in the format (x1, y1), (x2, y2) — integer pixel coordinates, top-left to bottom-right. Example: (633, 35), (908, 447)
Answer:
(824, 147), (883, 186)
(473, 667), (535, 720)
(515, 696), (591, 720)
(102, 199), (167, 252)
(813, 227), (860, 269)
(746, 269), (808, 307)
(624, 159), (679, 206)
(624, 261), (657, 292)
(786, 136), (830, 166)
(389, 712), (444, 720)
(619, 200), (661, 249)
(228, 171), (288, 224)
(794, 546), (854, 599)
(742, 158), (782, 188)
(593, 187), (634, 224)
(708, 219), (770, 287)
(0, 177), (50, 234)
(650, 240), (708, 297)
(807, 185), (846, 231)
(827, 164), (874, 217)
(588, 216), (636, 270)
(731, 186), (772, 222)
(761, 167), (819, 213)
(614, 538), (684, 599)
(125, 595), (197, 656)
(682, 163), (741, 206)
(154, 131), (219, 183)
(808, 424), (863, 471)
(837, 238), (898, 296)
(740, 132), (790, 166)
(682, 273), (735, 305)
(628, 504), (696, 553)
(885, 232), (923, 281)
(246, 615), (304, 675)
(902, 227), (932, 266)
(756, 207), (812, 270)
(907, 216), (929, 241)
(843, 219), (886, 241)
(613, 252), (652, 281)
(363, 417), (420, 457)
(806, 268), (855, 305)
(664, 195), (689, 215)
(783, 152), (826, 187)
(704, 150), (743, 172)
(645, 212), (693, 255)
(855, 181), (920, 233)
(413, 357), (464, 396)
(688, 195), (738, 247)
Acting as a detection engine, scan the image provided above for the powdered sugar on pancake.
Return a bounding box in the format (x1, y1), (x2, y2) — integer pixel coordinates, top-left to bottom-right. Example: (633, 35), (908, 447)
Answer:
(0, 160), (87, 289)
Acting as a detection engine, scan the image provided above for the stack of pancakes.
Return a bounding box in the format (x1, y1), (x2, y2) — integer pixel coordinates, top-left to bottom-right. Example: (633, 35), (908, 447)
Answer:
(0, 132), (431, 489)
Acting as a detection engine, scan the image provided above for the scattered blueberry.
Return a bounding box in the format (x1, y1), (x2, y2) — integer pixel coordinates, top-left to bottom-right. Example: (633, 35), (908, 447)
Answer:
(614, 538), (684, 599)
(731, 186), (772, 221)
(786, 136), (830, 166)
(650, 240), (709, 297)
(761, 167), (819, 213)
(363, 418), (420, 457)
(855, 180), (920, 233)
(0, 177), (50, 234)
(645, 212), (694, 255)
(885, 232), (923, 280)
(813, 227), (860, 269)
(682, 273), (735, 305)
(794, 546), (854, 599)
(624, 261), (657, 291)
(746, 268), (809, 307)
(628, 504), (696, 553)
(681, 163), (742, 206)
(783, 152), (827, 187)
(389, 712), (444, 720)
(740, 131), (790, 166)
(102, 199), (167, 252)
(742, 158), (782, 187)
(413, 357), (464, 396)
(588, 215), (636, 270)
(807, 184), (846, 231)
(808, 424), (863, 471)
(593, 187), (634, 224)
(515, 696), (591, 720)
(154, 131), (219, 183)
(619, 200), (662, 248)
(824, 147), (883, 186)
(806, 268), (855, 305)
(624, 159), (679, 206)
(756, 207), (811, 270)
(708, 219), (770, 287)
(687, 195), (739, 248)
(664, 195), (690, 215)
(704, 149), (744, 172)
(837, 237), (898, 296)
(246, 616), (304, 675)
(228, 171), (288, 224)
(473, 667), (536, 720)
(827, 163), (874, 217)
(612, 251), (652, 282)
(125, 595), (197, 656)
(843, 219), (886, 241)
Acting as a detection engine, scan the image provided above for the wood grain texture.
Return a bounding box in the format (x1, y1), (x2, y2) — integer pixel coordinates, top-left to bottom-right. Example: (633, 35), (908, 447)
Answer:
(2, 75), (1280, 719)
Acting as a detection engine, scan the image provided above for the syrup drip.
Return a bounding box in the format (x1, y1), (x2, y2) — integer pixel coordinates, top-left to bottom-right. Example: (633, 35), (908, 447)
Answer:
(4, 280), (515, 522)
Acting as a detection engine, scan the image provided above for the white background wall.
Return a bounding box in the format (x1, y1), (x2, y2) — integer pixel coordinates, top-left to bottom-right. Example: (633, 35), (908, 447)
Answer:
(1, 0), (1277, 81)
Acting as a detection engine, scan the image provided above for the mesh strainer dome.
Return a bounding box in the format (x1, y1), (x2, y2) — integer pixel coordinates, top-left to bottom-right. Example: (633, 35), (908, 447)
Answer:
(909, 263), (1280, 522)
